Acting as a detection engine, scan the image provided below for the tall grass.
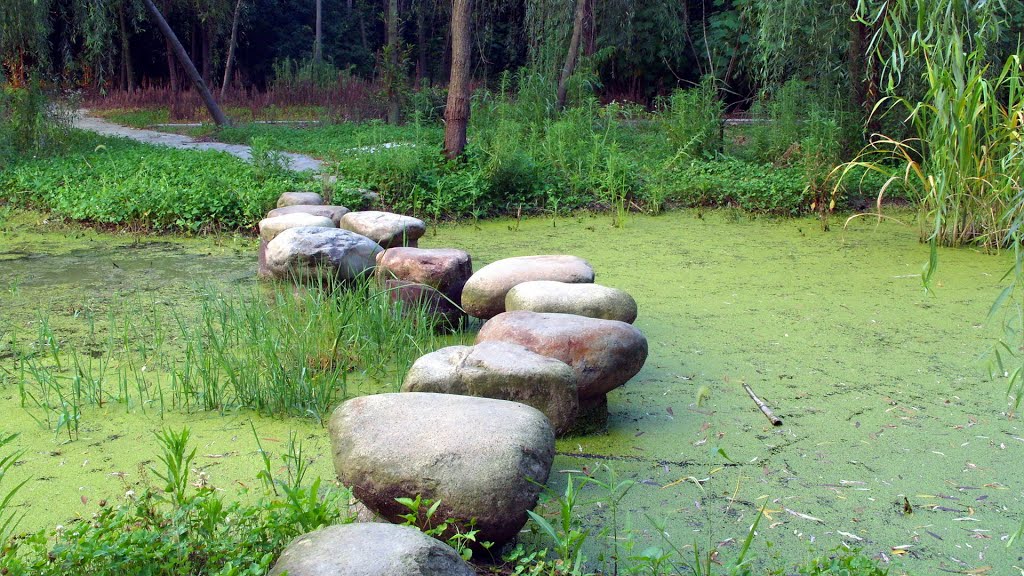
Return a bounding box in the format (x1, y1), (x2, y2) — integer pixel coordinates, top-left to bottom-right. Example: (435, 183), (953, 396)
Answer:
(5, 278), (445, 435)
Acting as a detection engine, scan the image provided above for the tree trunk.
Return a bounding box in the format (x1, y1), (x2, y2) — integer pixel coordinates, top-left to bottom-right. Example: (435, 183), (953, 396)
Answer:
(118, 4), (132, 91)
(313, 0), (323, 63)
(201, 23), (212, 86)
(221, 0), (244, 100)
(386, 0), (402, 124)
(415, 3), (427, 85)
(582, 0), (595, 57)
(556, 0), (587, 111)
(443, 0), (472, 159)
(143, 0), (231, 126)
(166, 36), (179, 93)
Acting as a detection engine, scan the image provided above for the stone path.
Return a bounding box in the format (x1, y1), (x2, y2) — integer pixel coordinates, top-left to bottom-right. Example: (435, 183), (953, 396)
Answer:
(72, 109), (325, 173)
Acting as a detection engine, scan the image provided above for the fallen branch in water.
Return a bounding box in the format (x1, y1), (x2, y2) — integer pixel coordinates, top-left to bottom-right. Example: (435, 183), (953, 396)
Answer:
(743, 383), (783, 426)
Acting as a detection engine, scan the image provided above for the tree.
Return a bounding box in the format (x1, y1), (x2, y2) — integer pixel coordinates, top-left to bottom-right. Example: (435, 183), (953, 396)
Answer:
(443, 0), (471, 158)
(0, 0), (52, 85)
(313, 0), (322, 63)
(142, 0), (231, 125)
(385, 0), (402, 124)
(221, 0), (244, 98)
(555, 0), (588, 110)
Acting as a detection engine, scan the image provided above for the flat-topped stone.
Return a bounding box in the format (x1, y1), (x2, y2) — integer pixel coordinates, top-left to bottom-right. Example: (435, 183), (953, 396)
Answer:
(461, 255), (595, 320)
(506, 280), (638, 323)
(263, 226), (382, 281)
(258, 213), (335, 243)
(266, 204), (350, 226)
(375, 247), (472, 304)
(476, 311), (648, 400)
(340, 211), (426, 249)
(402, 342), (579, 436)
(329, 392), (554, 546)
(277, 191), (324, 207)
(269, 523), (475, 576)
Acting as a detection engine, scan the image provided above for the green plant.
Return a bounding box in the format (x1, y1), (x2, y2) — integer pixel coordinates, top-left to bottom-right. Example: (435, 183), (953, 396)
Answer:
(395, 495), (489, 561)
(0, 433), (27, 545)
(664, 76), (724, 160)
(527, 473), (591, 573)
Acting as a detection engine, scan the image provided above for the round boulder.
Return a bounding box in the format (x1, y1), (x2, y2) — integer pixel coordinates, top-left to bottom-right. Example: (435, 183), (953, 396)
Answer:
(506, 280), (638, 323)
(384, 279), (465, 332)
(376, 247), (472, 304)
(402, 342), (579, 436)
(266, 204), (351, 226)
(461, 255), (595, 320)
(277, 191), (324, 208)
(340, 211), (426, 249)
(329, 392), (555, 546)
(269, 523), (475, 576)
(263, 226), (382, 281)
(475, 311), (648, 401)
(258, 213), (335, 243)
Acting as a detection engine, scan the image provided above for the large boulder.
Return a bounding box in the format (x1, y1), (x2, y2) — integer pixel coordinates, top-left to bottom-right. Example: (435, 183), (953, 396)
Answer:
(461, 255), (595, 320)
(384, 279), (466, 332)
(475, 311), (647, 401)
(329, 392), (555, 546)
(269, 523), (475, 576)
(266, 204), (350, 226)
(258, 213), (335, 242)
(505, 281), (638, 324)
(277, 191), (324, 208)
(375, 247), (472, 304)
(263, 226), (382, 281)
(340, 211), (426, 249)
(402, 342), (579, 436)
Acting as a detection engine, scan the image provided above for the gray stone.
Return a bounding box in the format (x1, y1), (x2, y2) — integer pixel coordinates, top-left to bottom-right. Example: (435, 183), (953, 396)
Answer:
(266, 204), (351, 226)
(475, 311), (648, 400)
(376, 247), (472, 304)
(277, 192), (324, 208)
(258, 213), (335, 243)
(402, 342), (579, 436)
(461, 255), (594, 320)
(263, 226), (382, 281)
(505, 280), (638, 323)
(340, 211), (426, 249)
(329, 392), (554, 546)
(269, 523), (475, 576)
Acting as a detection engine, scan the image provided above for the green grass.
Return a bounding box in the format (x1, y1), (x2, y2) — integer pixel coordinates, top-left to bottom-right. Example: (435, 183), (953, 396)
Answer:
(0, 130), (314, 232)
(5, 277), (448, 434)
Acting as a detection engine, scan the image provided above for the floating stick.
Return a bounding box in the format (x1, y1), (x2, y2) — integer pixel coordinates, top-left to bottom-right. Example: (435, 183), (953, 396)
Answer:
(743, 383), (783, 426)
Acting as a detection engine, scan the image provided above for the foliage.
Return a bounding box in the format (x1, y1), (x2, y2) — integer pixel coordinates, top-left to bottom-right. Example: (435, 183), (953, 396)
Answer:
(0, 130), (312, 232)
(0, 83), (75, 168)
(8, 278), (445, 432)
(663, 76), (724, 160)
(395, 495), (489, 562)
(0, 427), (350, 576)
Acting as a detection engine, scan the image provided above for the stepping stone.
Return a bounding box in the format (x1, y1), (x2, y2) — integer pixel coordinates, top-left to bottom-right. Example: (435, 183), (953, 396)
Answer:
(475, 311), (647, 402)
(375, 247), (472, 304)
(402, 342), (579, 436)
(277, 191), (324, 208)
(262, 226), (382, 281)
(266, 204), (350, 226)
(461, 255), (595, 320)
(506, 280), (638, 323)
(329, 392), (555, 546)
(340, 211), (426, 249)
(383, 279), (466, 332)
(258, 213), (335, 243)
(269, 523), (475, 576)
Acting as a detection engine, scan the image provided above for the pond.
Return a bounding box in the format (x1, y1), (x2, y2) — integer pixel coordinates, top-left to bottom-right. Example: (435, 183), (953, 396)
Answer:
(1, 209), (1021, 573)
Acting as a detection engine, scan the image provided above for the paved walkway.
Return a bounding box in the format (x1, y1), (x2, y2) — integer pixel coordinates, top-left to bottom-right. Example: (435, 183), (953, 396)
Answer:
(72, 110), (325, 173)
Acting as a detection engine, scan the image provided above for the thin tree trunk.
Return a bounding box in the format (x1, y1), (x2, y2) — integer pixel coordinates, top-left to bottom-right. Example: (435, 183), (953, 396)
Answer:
(314, 0), (323, 63)
(386, 0), (402, 124)
(201, 24), (212, 85)
(166, 36), (179, 93)
(118, 4), (130, 90)
(582, 0), (595, 57)
(221, 0), (244, 100)
(415, 3), (427, 85)
(443, 0), (472, 159)
(143, 0), (230, 126)
(556, 0), (587, 111)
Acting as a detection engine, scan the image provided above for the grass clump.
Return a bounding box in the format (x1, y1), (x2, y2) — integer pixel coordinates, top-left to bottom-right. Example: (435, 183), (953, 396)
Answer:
(0, 427), (350, 576)
(7, 277), (446, 435)
(0, 130), (314, 233)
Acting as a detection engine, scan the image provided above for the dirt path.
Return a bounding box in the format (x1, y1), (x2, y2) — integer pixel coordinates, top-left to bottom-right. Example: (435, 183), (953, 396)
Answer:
(72, 109), (325, 173)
